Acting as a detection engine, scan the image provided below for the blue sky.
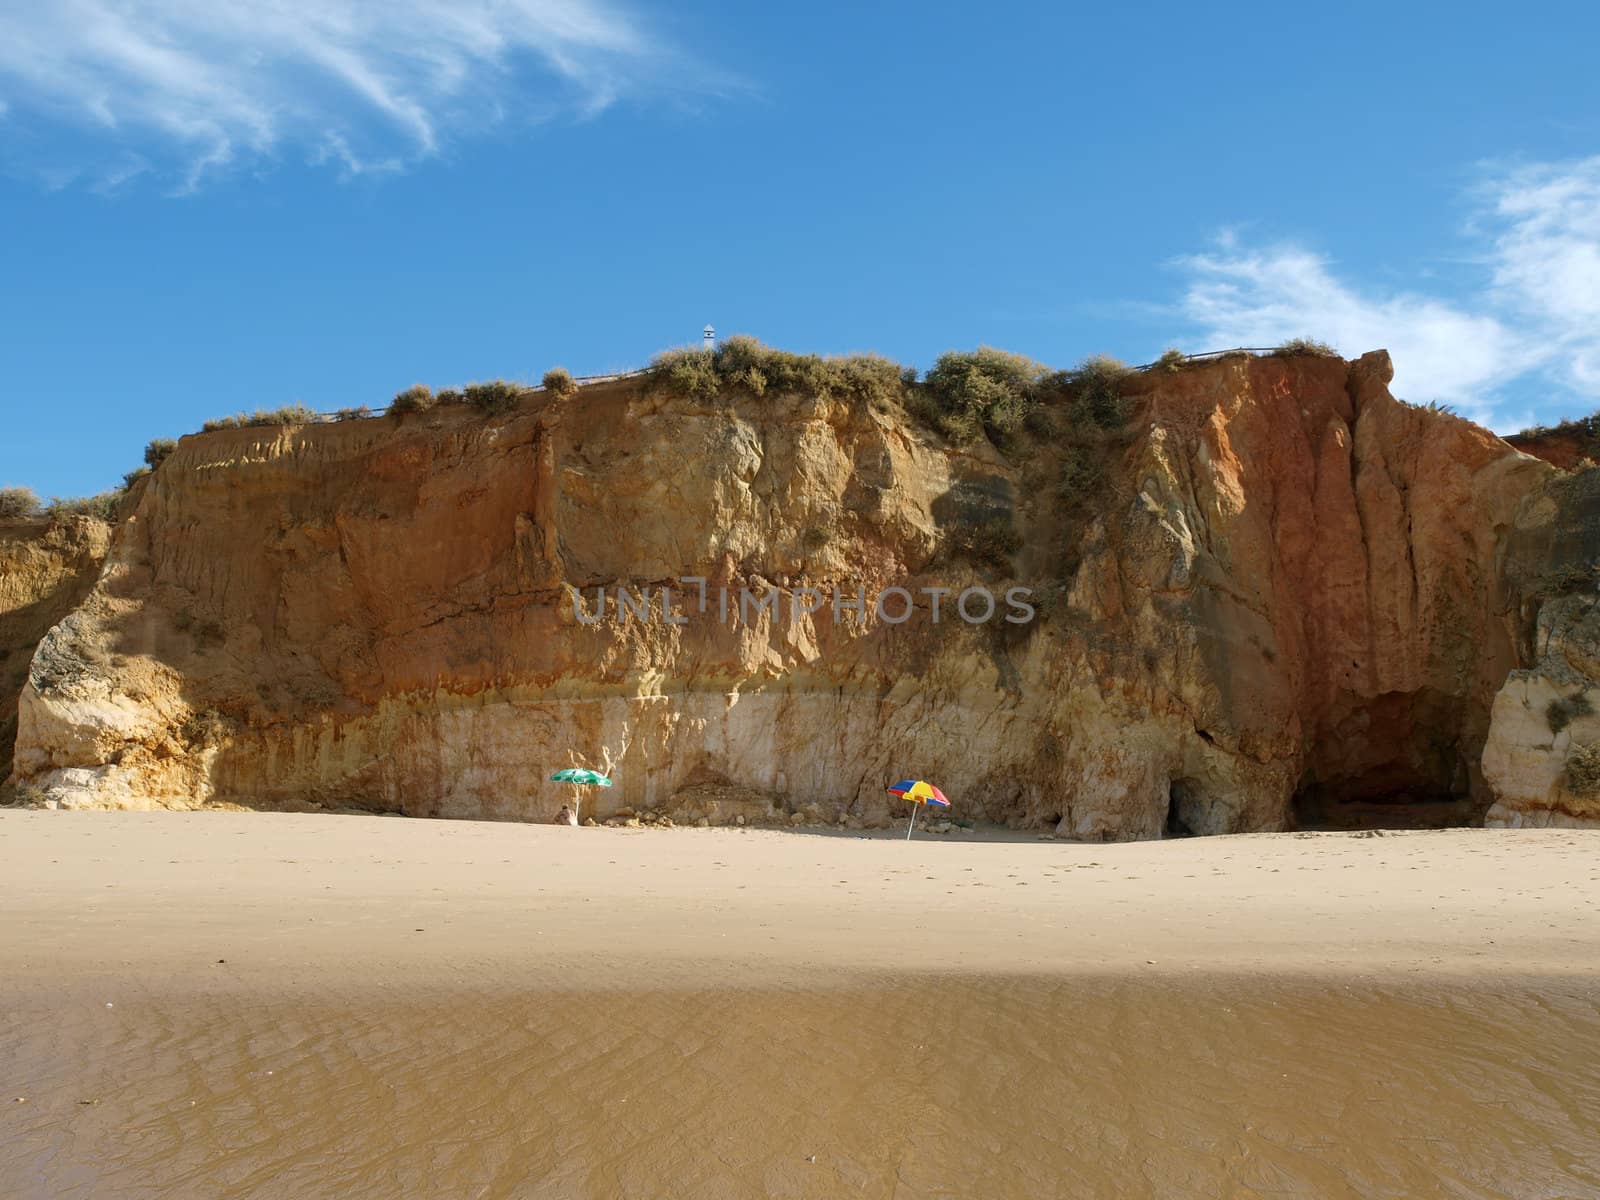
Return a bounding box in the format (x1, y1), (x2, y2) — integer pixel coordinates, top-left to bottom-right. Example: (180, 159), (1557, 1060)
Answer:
(4, 0), (1600, 498)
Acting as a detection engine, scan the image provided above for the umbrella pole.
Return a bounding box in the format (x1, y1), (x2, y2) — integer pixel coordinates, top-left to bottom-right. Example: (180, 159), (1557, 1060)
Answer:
(906, 804), (918, 841)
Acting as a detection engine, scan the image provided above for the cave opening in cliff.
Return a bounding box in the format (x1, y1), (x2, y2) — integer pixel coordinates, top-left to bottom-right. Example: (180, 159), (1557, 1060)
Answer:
(1165, 779), (1203, 837)
(1289, 689), (1484, 831)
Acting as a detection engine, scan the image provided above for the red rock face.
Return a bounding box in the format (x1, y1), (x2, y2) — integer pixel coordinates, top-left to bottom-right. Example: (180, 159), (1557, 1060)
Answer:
(1088, 351), (1554, 831)
(1505, 426), (1597, 471)
(7, 353), (1591, 834)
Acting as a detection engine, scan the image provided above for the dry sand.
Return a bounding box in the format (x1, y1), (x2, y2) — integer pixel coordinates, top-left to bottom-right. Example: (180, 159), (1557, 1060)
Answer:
(3, 812), (1600, 1198)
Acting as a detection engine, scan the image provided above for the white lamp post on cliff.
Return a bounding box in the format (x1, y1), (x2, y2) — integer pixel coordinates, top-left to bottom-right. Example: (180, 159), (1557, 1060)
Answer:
(703, 324), (715, 352)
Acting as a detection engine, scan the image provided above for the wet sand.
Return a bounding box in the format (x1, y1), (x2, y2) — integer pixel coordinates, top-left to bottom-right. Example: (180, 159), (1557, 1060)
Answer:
(3, 812), (1599, 1198)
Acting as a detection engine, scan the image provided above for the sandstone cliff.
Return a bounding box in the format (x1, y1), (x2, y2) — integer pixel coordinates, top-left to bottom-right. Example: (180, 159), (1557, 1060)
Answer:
(0, 515), (111, 795)
(6, 350), (1598, 835)
(1480, 468), (1600, 827)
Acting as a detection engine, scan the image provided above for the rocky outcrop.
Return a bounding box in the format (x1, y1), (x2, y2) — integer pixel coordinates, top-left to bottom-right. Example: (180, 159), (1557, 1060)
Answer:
(7, 351), (1598, 834)
(0, 516), (111, 792)
(1482, 469), (1600, 827)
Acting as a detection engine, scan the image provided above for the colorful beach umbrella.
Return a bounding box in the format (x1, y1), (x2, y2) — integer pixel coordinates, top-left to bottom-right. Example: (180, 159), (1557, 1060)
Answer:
(551, 768), (613, 787)
(550, 767), (613, 822)
(886, 779), (950, 840)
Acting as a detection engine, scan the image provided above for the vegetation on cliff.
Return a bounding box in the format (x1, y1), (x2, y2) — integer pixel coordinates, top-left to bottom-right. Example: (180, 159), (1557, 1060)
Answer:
(1566, 740), (1600, 796)
(0, 487), (41, 520)
(50, 434), (181, 523)
(1271, 337), (1339, 358)
(542, 368), (578, 400)
(152, 341), (1360, 455)
(644, 335), (906, 409)
(202, 404), (320, 431)
(1510, 408), (1600, 471)
(40, 492), (124, 522)
(389, 380), (530, 416)
(390, 384), (435, 414)
(1516, 411), (1600, 443)
(1, 434), (179, 528)
(465, 381), (523, 413)
(643, 336), (1140, 463)
(2, 483), (127, 525)
(106, 437), (182, 498)
(913, 347), (1046, 443)
(910, 348), (1134, 449)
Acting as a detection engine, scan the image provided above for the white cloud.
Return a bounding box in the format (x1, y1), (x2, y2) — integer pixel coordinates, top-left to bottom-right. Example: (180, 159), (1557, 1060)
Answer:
(1178, 244), (1526, 421)
(1174, 157), (1600, 430)
(1486, 156), (1600, 393)
(0, 0), (702, 187)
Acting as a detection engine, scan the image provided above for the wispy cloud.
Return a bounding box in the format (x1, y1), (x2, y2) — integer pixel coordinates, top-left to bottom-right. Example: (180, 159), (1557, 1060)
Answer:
(1177, 243), (1529, 422)
(1485, 157), (1600, 394)
(0, 0), (709, 189)
(1174, 157), (1600, 430)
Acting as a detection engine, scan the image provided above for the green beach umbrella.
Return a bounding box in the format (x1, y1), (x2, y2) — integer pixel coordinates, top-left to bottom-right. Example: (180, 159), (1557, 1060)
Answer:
(550, 768), (613, 822)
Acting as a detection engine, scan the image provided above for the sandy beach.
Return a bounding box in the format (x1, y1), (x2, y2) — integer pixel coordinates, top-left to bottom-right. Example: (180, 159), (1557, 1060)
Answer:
(4, 812), (1600, 1198)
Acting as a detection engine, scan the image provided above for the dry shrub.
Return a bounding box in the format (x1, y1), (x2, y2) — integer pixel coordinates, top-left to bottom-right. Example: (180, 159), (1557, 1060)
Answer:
(1566, 740), (1600, 795)
(542, 368), (578, 400)
(390, 384), (435, 415)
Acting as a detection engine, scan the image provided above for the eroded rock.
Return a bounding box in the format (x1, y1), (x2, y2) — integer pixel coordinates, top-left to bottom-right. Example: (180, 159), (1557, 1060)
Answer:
(7, 356), (1595, 833)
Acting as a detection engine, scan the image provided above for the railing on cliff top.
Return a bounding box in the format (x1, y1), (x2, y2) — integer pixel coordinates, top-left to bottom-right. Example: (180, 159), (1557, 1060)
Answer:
(295, 347), (1300, 423)
(1144, 347), (1284, 366)
(293, 368), (651, 423)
